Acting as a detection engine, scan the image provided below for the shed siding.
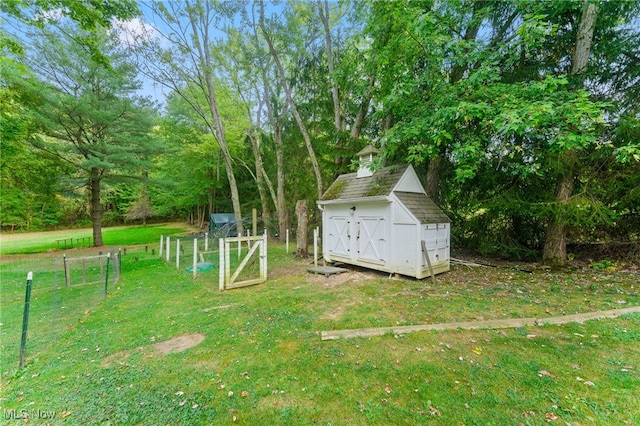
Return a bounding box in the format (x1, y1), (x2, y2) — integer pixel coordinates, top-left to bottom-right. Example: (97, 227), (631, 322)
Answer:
(391, 223), (419, 276)
(394, 169), (424, 194)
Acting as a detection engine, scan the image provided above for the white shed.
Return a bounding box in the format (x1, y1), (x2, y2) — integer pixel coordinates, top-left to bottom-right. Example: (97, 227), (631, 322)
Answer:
(317, 145), (450, 279)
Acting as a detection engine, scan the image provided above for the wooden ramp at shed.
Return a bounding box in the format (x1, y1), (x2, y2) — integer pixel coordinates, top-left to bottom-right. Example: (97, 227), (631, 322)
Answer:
(307, 266), (349, 277)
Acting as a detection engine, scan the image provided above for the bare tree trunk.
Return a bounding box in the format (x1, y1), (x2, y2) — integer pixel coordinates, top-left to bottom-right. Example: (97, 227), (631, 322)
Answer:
(318, 0), (341, 131)
(351, 75), (375, 139)
(274, 124), (288, 241)
(90, 167), (103, 247)
(543, 1), (599, 265)
(543, 161), (575, 263)
(249, 133), (271, 223)
(572, 2), (599, 76)
(295, 200), (308, 257)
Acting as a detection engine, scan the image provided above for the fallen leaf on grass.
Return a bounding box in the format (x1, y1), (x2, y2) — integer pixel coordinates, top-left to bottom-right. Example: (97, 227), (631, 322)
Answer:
(538, 370), (557, 378)
(584, 381), (595, 387)
(545, 412), (558, 421)
(241, 390), (249, 397)
(60, 411), (72, 419)
(384, 385), (392, 394)
(472, 347), (482, 355)
(429, 405), (441, 417)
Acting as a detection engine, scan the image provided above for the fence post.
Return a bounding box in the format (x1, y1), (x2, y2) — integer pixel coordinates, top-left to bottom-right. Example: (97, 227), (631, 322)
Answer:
(205, 232), (209, 251)
(225, 239), (231, 286)
(118, 248), (122, 279)
(262, 231), (268, 280)
(176, 239), (181, 270)
(219, 237), (225, 291)
(252, 208), (257, 238)
(314, 227), (318, 268)
(105, 253), (111, 297)
(63, 254), (70, 287)
(165, 236), (170, 263)
(19, 272), (33, 368)
(193, 238), (198, 279)
(99, 251), (104, 280)
(286, 229), (289, 254)
(159, 235), (164, 257)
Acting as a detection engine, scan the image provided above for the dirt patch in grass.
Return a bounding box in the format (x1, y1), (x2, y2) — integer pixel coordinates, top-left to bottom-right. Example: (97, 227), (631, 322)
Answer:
(306, 270), (381, 288)
(153, 333), (205, 355)
(101, 333), (205, 367)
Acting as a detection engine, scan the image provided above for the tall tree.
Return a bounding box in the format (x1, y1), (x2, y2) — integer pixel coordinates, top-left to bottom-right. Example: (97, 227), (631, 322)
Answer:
(132, 0), (246, 233)
(259, 0), (324, 198)
(8, 23), (160, 245)
(542, 1), (600, 264)
(248, 2), (289, 239)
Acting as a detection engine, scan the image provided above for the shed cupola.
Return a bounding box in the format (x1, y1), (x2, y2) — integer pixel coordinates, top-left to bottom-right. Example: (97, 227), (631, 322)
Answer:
(356, 144), (379, 178)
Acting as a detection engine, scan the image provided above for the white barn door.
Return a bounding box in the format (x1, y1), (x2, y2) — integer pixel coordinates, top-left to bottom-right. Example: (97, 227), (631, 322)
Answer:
(327, 216), (351, 257)
(357, 217), (386, 264)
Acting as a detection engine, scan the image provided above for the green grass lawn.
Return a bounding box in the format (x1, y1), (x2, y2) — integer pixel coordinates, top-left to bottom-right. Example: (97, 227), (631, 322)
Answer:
(0, 223), (190, 255)
(1, 242), (639, 425)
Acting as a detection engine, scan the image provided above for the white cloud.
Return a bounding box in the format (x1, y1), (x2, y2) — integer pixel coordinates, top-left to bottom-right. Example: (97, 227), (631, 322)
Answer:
(112, 18), (159, 47)
(36, 8), (65, 23)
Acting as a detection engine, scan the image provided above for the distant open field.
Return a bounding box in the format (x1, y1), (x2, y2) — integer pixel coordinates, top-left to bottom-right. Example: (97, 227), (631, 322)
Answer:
(0, 223), (192, 255)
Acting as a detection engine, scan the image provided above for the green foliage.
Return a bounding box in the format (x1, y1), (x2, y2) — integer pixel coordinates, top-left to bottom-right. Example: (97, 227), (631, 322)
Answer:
(2, 0), (640, 256)
(0, 0), (139, 65)
(368, 0), (640, 260)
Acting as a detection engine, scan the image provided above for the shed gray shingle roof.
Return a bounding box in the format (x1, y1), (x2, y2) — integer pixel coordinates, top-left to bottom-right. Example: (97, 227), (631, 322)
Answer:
(320, 164), (409, 201)
(394, 191), (450, 223)
(320, 164), (449, 224)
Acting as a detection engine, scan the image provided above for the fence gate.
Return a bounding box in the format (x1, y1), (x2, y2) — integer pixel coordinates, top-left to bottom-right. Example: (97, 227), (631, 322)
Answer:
(219, 233), (267, 290)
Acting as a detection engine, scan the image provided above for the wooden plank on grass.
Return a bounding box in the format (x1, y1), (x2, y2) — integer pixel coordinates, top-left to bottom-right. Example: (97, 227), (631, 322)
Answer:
(225, 278), (265, 290)
(321, 306), (640, 341)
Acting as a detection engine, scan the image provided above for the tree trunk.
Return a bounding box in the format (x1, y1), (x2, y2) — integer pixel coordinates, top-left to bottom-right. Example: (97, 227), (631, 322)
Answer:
(351, 75), (375, 140)
(89, 167), (103, 247)
(542, 162), (575, 264)
(425, 153), (444, 204)
(250, 133), (271, 223)
(275, 124), (288, 241)
(572, 1), (599, 76)
(542, 1), (599, 265)
(185, 0), (243, 235)
(295, 199), (308, 257)
(318, 0), (341, 132)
